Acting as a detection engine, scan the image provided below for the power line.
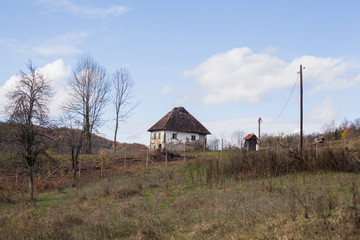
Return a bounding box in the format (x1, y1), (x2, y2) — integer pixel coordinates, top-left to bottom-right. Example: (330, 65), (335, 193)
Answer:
(264, 73), (299, 125)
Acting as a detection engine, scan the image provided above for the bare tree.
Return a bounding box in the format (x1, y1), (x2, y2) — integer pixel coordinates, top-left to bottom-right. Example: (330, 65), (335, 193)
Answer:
(112, 68), (136, 153)
(59, 112), (84, 180)
(62, 55), (110, 154)
(232, 130), (245, 149)
(321, 120), (336, 141)
(207, 136), (220, 150)
(5, 61), (53, 201)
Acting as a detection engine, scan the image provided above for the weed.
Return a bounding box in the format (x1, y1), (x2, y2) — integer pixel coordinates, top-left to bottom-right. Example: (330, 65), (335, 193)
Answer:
(115, 187), (141, 199)
(297, 185), (311, 219)
(0, 186), (15, 204)
(288, 186), (297, 221)
(350, 180), (360, 228)
(2, 151), (360, 239)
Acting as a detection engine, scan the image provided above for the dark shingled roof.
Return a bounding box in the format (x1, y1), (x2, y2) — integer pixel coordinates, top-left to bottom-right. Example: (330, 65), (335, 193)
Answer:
(148, 107), (211, 135)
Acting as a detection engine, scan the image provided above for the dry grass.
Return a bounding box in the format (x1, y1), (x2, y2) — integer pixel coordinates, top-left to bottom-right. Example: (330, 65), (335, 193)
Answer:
(0, 161), (360, 239)
(1, 147), (360, 239)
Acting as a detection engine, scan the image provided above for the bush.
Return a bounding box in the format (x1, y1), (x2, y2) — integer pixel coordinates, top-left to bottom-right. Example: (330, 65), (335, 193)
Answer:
(193, 147), (360, 186)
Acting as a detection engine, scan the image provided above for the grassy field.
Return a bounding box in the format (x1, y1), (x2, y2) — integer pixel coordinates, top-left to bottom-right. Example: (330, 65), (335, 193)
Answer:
(1, 152), (360, 239)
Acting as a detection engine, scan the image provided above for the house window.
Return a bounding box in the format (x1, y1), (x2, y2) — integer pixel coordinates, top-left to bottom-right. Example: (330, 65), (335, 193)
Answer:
(191, 135), (196, 141)
(153, 133), (156, 139)
(158, 132), (161, 139)
(172, 133), (177, 139)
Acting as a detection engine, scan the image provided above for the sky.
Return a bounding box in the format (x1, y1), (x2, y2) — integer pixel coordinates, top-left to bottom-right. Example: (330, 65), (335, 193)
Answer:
(1, 0), (360, 145)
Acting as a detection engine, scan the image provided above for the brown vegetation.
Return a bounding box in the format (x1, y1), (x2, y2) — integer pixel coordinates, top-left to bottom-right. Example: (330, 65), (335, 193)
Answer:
(1, 124), (360, 238)
(0, 123), (147, 155)
(1, 159), (360, 239)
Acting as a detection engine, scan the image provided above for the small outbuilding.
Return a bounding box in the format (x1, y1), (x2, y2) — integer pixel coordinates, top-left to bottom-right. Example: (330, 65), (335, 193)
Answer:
(243, 134), (258, 151)
(313, 135), (326, 145)
(148, 107), (211, 152)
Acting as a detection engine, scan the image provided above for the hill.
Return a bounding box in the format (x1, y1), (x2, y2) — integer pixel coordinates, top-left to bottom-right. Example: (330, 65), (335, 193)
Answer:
(1, 157), (360, 239)
(0, 122), (147, 154)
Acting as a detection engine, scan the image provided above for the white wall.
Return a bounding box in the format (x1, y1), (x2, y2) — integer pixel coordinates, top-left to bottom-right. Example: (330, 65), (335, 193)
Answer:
(165, 130), (207, 144)
(149, 130), (165, 150)
(150, 130), (207, 151)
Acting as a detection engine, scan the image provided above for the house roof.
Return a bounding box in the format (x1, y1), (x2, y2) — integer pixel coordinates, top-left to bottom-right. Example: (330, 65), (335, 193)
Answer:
(243, 134), (258, 140)
(148, 107), (211, 135)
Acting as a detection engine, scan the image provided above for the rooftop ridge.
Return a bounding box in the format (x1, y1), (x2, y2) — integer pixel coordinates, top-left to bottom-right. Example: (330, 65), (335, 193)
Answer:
(148, 106), (211, 135)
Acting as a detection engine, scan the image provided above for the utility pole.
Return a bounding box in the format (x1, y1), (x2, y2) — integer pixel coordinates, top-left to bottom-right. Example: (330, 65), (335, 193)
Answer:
(299, 65), (303, 151)
(258, 117), (262, 150)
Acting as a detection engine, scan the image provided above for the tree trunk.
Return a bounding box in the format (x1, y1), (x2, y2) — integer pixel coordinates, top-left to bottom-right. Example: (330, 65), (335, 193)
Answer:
(28, 165), (35, 201)
(72, 147), (82, 180)
(71, 146), (78, 180)
(84, 129), (91, 154)
(86, 132), (91, 154)
(85, 106), (91, 154)
(72, 131), (84, 181)
(73, 162), (77, 180)
(114, 117), (119, 154)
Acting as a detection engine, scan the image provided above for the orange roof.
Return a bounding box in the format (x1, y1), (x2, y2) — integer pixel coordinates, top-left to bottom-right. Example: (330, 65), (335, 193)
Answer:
(243, 134), (258, 140)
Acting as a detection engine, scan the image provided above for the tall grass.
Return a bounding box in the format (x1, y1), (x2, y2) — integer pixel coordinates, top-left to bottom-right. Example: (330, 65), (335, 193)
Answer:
(2, 146), (360, 239)
(1, 161), (360, 239)
(193, 147), (360, 187)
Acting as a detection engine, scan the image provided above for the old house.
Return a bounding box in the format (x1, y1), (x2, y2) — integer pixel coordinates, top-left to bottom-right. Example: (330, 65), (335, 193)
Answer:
(243, 134), (258, 151)
(148, 107), (211, 152)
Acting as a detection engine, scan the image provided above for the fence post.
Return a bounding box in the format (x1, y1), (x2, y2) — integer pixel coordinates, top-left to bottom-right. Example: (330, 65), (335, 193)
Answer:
(15, 164), (18, 187)
(165, 146), (168, 166)
(221, 138), (223, 160)
(183, 143), (186, 162)
(101, 157), (103, 177)
(124, 148), (127, 172)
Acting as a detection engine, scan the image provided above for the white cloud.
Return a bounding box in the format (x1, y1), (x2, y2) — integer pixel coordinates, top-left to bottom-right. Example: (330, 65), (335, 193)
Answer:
(0, 75), (21, 115)
(307, 97), (338, 123)
(38, 59), (72, 116)
(0, 38), (27, 53)
(33, 45), (81, 56)
(37, 0), (129, 18)
(0, 59), (71, 117)
(33, 31), (88, 56)
(262, 46), (278, 54)
(184, 47), (360, 104)
(158, 85), (172, 95)
(0, 31), (88, 56)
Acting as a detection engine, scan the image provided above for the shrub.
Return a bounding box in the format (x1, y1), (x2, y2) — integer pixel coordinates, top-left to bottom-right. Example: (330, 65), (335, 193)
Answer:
(192, 147), (360, 186)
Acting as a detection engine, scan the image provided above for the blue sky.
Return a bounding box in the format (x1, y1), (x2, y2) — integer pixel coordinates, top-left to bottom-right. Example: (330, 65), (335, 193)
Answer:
(1, 0), (360, 145)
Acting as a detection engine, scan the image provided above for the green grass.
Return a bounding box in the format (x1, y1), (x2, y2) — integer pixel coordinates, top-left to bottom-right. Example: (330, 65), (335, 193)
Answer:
(1, 161), (360, 239)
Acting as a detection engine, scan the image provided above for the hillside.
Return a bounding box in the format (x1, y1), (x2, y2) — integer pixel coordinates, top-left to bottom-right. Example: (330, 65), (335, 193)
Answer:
(1, 158), (360, 239)
(0, 122), (147, 154)
(1, 121), (360, 238)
